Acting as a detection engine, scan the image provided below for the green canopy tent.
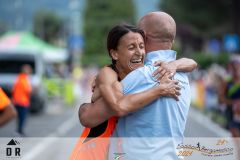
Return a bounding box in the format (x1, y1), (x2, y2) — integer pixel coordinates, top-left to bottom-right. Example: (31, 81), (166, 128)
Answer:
(0, 31), (68, 63)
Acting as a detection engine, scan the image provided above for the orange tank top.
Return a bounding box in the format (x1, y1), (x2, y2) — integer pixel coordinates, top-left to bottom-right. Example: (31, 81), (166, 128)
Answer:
(70, 65), (119, 160)
(69, 116), (118, 160)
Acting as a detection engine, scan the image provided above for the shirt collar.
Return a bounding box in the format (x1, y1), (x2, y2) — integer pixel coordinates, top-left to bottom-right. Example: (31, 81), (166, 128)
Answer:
(144, 50), (177, 65)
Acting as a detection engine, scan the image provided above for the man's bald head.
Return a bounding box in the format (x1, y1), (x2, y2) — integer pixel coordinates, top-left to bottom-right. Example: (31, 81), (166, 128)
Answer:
(138, 12), (176, 50)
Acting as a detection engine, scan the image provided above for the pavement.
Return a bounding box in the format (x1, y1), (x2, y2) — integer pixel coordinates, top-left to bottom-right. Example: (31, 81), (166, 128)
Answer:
(0, 93), (233, 160)
(185, 107), (231, 137)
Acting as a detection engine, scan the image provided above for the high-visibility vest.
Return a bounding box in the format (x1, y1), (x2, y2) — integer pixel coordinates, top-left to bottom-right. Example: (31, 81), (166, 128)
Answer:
(0, 88), (11, 111)
(69, 116), (117, 160)
(12, 73), (32, 107)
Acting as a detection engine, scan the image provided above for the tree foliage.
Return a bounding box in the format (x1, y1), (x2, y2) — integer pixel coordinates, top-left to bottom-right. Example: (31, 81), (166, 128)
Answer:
(160, 0), (234, 37)
(81, 0), (135, 66)
(33, 11), (63, 44)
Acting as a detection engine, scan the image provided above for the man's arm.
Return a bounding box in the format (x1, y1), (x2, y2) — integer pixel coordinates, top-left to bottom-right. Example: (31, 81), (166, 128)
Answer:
(0, 104), (17, 127)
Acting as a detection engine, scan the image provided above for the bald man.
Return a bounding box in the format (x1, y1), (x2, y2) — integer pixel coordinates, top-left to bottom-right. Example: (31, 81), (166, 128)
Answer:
(107, 12), (192, 160)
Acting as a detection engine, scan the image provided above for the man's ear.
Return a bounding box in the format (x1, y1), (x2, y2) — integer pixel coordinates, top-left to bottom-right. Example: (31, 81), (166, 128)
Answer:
(110, 49), (118, 61)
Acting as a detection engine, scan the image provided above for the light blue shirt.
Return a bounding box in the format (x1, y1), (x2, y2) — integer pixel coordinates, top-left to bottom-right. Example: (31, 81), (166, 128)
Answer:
(109, 50), (191, 160)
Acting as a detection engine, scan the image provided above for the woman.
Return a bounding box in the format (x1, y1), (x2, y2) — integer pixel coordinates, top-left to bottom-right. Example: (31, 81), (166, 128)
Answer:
(70, 24), (195, 160)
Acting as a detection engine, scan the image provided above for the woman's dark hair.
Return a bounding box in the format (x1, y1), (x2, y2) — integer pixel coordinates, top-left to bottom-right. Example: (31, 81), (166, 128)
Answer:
(107, 24), (145, 68)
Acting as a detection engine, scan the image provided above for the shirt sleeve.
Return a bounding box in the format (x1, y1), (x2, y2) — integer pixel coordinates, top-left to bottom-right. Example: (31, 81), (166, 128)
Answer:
(0, 88), (11, 110)
(121, 67), (149, 94)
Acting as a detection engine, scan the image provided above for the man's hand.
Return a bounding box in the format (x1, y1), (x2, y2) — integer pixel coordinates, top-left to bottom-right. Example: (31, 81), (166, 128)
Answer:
(153, 61), (177, 81)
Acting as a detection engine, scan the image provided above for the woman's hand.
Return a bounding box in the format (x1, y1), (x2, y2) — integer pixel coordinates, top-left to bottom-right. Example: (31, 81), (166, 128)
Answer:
(153, 61), (177, 81)
(91, 87), (101, 103)
(91, 76), (101, 103)
(91, 76), (97, 92)
(158, 73), (181, 101)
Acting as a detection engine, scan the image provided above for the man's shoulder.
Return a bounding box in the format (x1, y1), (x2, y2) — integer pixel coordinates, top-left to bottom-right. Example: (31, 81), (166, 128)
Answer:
(121, 65), (156, 94)
(128, 65), (153, 76)
(122, 66), (153, 82)
(174, 72), (189, 83)
(174, 72), (190, 93)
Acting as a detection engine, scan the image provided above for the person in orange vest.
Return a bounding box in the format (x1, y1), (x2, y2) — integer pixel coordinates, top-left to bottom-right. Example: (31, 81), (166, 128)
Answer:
(0, 87), (17, 127)
(12, 64), (32, 135)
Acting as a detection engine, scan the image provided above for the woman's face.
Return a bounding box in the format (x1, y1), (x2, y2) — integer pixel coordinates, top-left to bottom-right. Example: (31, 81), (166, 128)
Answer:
(112, 31), (145, 75)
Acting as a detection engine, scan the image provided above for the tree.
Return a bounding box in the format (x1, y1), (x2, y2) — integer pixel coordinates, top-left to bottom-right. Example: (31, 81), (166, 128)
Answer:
(81, 0), (135, 66)
(160, 0), (239, 55)
(33, 11), (63, 44)
(160, 0), (234, 37)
